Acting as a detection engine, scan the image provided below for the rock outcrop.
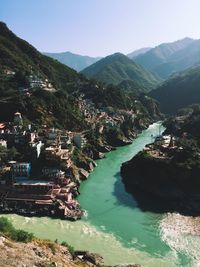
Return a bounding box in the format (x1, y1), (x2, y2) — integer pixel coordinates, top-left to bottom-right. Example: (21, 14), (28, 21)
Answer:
(0, 235), (141, 267)
(121, 148), (200, 215)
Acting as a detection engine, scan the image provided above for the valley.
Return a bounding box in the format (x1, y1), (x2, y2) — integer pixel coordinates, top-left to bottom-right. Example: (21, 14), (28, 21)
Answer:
(1, 6), (200, 266)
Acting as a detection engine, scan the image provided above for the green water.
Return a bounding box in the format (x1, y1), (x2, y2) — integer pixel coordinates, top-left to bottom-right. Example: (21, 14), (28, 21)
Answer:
(1, 123), (199, 266)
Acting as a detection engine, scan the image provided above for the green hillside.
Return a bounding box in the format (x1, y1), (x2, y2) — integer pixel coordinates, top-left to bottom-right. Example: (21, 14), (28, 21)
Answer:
(0, 22), (81, 91)
(0, 21), (88, 130)
(149, 66), (200, 114)
(0, 22), (161, 130)
(82, 53), (161, 93)
(117, 79), (146, 95)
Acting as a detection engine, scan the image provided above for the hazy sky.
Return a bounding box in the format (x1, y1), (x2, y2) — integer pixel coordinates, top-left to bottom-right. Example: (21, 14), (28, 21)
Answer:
(1, 0), (200, 57)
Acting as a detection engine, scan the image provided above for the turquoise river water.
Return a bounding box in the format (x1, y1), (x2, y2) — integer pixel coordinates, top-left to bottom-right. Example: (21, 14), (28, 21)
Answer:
(1, 123), (200, 266)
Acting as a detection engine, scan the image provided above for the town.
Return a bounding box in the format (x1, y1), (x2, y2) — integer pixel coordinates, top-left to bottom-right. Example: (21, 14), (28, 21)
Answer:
(0, 110), (87, 220)
(0, 71), (149, 220)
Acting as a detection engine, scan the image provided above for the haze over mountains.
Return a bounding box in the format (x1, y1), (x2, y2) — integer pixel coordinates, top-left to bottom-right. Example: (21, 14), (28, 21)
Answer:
(45, 37), (200, 84)
(1, 19), (200, 116)
(127, 47), (152, 59)
(43, 51), (101, 71)
(44, 48), (151, 72)
(134, 37), (200, 79)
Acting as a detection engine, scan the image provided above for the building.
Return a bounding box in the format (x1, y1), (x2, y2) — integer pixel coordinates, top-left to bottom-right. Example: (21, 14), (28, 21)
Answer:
(14, 131), (26, 146)
(4, 69), (15, 76)
(47, 128), (57, 140)
(42, 167), (65, 180)
(11, 162), (31, 178)
(29, 141), (43, 159)
(28, 75), (46, 89)
(45, 145), (69, 162)
(0, 123), (6, 134)
(12, 181), (54, 192)
(26, 132), (36, 143)
(0, 139), (7, 148)
(14, 112), (23, 126)
(73, 134), (87, 149)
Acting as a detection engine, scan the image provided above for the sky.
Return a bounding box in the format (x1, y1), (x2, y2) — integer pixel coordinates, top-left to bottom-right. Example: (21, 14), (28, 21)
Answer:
(1, 0), (200, 57)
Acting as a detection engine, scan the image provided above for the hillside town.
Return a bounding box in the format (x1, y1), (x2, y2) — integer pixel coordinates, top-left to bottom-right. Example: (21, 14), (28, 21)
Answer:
(0, 111), (86, 219)
(0, 86), (146, 220)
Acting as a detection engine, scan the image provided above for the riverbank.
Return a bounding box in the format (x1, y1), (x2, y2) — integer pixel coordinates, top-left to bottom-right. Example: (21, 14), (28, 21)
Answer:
(1, 123), (184, 267)
(121, 115), (200, 215)
(0, 216), (142, 267)
(0, 120), (156, 221)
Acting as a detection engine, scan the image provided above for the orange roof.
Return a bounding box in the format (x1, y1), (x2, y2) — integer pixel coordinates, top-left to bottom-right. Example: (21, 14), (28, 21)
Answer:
(0, 123), (6, 129)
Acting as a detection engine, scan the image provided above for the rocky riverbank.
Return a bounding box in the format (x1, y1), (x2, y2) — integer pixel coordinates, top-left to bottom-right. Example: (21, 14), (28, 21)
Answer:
(0, 199), (84, 221)
(0, 124), (150, 222)
(121, 127), (200, 215)
(0, 235), (141, 267)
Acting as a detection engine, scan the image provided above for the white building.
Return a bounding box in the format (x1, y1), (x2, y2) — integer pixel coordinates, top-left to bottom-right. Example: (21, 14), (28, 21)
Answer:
(14, 112), (23, 125)
(0, 139), (7, 148)
(73, 134), (87, 149)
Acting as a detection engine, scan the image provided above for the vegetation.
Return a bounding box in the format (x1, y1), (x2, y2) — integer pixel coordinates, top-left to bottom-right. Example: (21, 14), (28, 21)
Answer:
(150, 66), (200, 114)
(0, 217), (74, 255)
(118, 79), (146, 95)
(61, 241), (75, 255)
(0, 146), (18, 166)
(0, 22), (88, 130)
(82, 52), (161, 93)
(71, 147), (92, 169)
(0, 217), (34, 242)
(0, 22), (80, 90)
(164, 106), (200, 141)
(0, 22), (160, 131)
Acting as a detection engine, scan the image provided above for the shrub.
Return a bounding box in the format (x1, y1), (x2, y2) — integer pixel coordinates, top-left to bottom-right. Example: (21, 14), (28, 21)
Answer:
(0, 217), (14, 233)
(61, 241), (75, 255)
(0, 217), (34, 243)
(10, 229), (34, 243)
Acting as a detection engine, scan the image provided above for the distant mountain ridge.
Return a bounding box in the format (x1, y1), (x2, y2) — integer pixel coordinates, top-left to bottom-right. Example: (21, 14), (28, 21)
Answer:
(43, 51), (101, 71)
(149, 66), (200, 114)
(153, 39), (200, 78)
(134, 37), (200, 79)
(44, 48), (151, 72)
(44, 37), (200, 80)
(81, 52), (161, 93)
(127, 47), (152, 59)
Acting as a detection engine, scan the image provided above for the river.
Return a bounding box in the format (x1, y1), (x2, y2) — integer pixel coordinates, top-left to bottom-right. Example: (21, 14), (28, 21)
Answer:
(1, 122), (200, 266)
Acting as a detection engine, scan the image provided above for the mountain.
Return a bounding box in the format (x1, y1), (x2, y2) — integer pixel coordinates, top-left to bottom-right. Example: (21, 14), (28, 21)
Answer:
(82, 53), (161, 93)
(43, 51), (101, 71)
(127, 47), (152, 59)
(0, 22), (81, 86)
(117, 79), (146, 95)
(0, 21), (88, 130)
(149, 66), (200, 114)
(134, 38), (195, 79)
(153, 39), (200, 79)
(0, 22), (161, 130)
